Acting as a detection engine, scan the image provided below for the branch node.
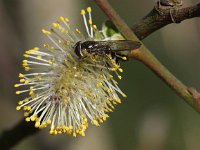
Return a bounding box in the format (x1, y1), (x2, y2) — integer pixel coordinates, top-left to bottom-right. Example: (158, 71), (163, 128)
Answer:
(188, 87), (200, 108)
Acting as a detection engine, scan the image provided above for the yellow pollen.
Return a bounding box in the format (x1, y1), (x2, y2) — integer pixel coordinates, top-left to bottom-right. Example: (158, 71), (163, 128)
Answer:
(19, 73), (24, 78)
(118, 68), (123, 72)
(53, 22), (59, 28)
(123, 94), (127, 98)
(22, 63), (28, 67)
(42, 29), (51, 35)
(49, 130), (54, 135)
(29, 91), (34, 95)
(102, 115), (108, 121)
(97, 82), (103, 87)
(81, 9), (86, 15)
(34, 47), (39, 51)
(65, 18), (69, 22)
(30, 115), (37, 121)
(25, 80), (29, 84)
(54, 130), (58, 135)
(92, 120), (100, 126)
(60, 16), (65, 21)
(114, 64), (119, 68)
(25, 67), (30, 71)
(16, 106), (21, 110)
(24, 112), (29, 117)
(47, 119), (51, 124)
(23, 60), (28, 63)
(69, 125), (73, 130)
(24, 54), (29, 58)
(39, 124), (45, 129)
(35, 121), (40, 128)
(50, 125), (55, 131)
(87, 7), (92, 12)
(18, 101), (23, 105)
(24, 98), (29, 102)
(111, 68), (117, 71)
(118, 75), (122, 79)
(122, 57), (127, 60)
(14, 84), (19, 87)
(88, 19), (92, 25)
(76, 28), (81, 33)
(27, 106), (31, 111)
(107, 89), (112, 93)
(20, 79), (25, 82)
(25, 117), (31, 122)
(25, 50), (30, 54)
(118, 99), (122, 103)
(16, 91), (21, 95)
(58, 39), (62, 43)
(23, 106), (27, 110)
(37, 55), (42, 59)
(48, 60), (53, 64)
(80, 132), (85, 136)
(93, 25), (97, 29)
(43, 43), (48, 48)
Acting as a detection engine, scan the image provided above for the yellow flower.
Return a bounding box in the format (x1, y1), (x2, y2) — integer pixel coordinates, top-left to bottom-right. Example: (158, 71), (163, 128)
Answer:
(15, 7), (126, 137)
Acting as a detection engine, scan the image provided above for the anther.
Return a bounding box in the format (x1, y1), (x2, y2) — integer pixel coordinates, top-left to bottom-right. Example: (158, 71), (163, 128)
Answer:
(81, 10), (86, 15)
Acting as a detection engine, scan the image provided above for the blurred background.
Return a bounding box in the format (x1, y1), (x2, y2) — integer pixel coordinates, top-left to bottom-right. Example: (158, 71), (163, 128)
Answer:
(0, 0), (200, 149)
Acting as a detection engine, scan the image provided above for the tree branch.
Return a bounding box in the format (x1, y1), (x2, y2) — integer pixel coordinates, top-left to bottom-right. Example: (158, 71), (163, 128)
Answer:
(132, 2), (200, 40)
(94, 0), (200, 112)
(0, 119), (39, 150)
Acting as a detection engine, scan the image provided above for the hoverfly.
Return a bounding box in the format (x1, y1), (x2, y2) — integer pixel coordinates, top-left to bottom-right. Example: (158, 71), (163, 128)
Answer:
(74, 40), (141, 60)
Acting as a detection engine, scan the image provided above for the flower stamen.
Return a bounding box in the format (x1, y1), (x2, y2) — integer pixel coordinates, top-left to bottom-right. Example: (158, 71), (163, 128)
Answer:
(15, 7), (126, 137)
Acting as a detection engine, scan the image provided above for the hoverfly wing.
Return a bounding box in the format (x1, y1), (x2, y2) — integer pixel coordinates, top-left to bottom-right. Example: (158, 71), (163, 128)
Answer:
(104, 40), (141, 51)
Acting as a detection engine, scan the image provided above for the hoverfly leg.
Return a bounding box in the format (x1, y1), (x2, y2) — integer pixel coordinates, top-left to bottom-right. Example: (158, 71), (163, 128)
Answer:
(78, 55), (87, 62)
(114, 53), (127, 63)
(96, 51), (110, 70)
(101, 52), (116, 72)
(110, 52), (118, 62)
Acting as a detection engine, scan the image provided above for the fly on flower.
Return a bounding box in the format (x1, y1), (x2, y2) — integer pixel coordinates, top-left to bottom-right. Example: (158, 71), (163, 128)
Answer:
(74, 40), (141, 60)
(15, 7), (129, 137)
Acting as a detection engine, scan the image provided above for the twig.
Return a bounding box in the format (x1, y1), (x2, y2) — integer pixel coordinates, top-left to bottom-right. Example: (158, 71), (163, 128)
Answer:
(0, 119), (39, 150)
(132, 2), (200, 40)
(94, 0), (200, 111)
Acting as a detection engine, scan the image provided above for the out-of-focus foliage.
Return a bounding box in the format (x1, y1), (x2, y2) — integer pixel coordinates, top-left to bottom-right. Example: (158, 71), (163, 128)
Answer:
(0, 0), (200, 150)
